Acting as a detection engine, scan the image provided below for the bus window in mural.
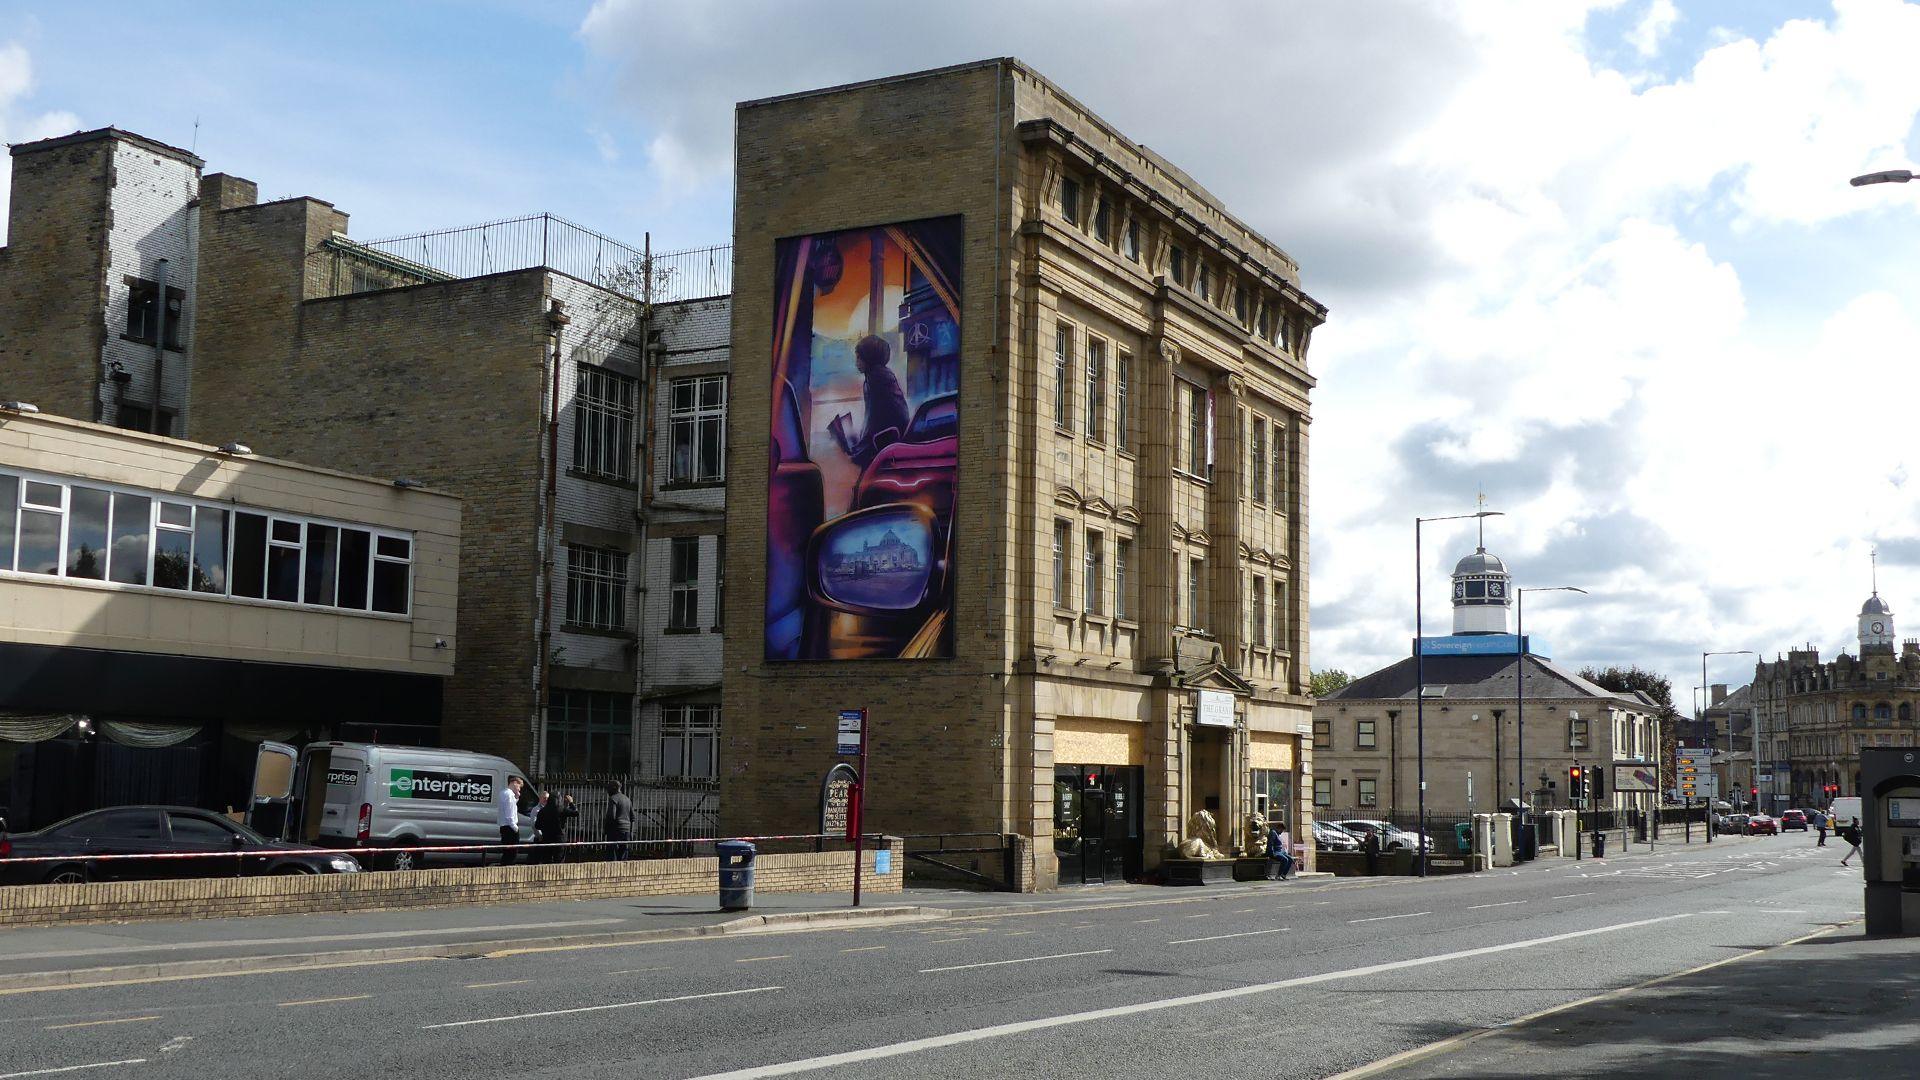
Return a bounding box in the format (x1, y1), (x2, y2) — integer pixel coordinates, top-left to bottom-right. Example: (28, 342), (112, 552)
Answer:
(765, 216), (961, 661)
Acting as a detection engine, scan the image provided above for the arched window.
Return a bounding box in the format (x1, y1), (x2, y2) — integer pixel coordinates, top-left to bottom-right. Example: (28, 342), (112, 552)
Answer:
(1902, 703), (1914, 722)
(1875, 703), (1893, 720)
(1852, 703), (1868, 721)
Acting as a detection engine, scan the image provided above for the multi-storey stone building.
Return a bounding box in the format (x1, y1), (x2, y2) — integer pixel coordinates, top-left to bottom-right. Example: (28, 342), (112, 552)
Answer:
(721, 59), (1322, 889)
(1315, 545), (1661, 820)
(1747, 586), (1920, 808)
(0, 128), (731, 832)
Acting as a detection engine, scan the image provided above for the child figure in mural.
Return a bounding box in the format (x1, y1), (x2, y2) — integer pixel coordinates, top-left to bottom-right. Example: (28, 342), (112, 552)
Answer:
(828, 335), (911, 470)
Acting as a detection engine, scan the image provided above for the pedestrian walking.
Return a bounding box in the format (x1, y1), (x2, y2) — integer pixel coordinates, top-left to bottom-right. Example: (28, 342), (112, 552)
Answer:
(535, 789), (577, 863)
(1816, 813), (1828, 847)
(1839, 817), (1864, 867)
(604, 780), (634, 861)
(497, 775), (525, 865)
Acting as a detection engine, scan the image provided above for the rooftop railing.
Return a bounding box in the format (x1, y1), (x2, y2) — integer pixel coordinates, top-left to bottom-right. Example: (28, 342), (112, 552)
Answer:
(308, 213), (731, 303)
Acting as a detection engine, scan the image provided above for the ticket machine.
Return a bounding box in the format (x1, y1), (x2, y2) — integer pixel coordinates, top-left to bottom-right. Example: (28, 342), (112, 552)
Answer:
(1859, 748), (1920, 936)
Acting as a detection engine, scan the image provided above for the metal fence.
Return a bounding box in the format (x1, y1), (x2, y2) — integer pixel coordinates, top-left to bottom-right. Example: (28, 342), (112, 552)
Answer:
(530, 772), (718, 844)
(308, 213), (732, 303)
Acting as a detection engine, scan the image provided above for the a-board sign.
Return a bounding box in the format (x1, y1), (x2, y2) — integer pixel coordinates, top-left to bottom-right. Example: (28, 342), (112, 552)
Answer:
(820, 763), (859, 836)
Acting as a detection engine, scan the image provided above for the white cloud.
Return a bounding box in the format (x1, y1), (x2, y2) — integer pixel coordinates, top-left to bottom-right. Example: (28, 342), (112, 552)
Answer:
(587, 2), (1920, 695)
(0, 41), (80, 245)
(1629, 0), (1681, 57)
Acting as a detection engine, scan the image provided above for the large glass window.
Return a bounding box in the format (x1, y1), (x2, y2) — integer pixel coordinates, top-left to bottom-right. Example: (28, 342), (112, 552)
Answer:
(669, 537), (699, 631)
(544, 689), (632, 775)
(1272, 422), (1286, 508)
(1052, 520), (1071, 609)
(1252, 576), (1267, 646)
(1115, 537), (1132, 621)
(573, 364), (637, 482)
(1115, 351), (1132, 452)
(107, 492), (149, 585)
(660, 704), (718, 780)
(1083, 530), (1104, 616)
(1084, 338), (1106, 440)
(0, 470), (408, 616)
(1053, 326), (1072, 431)
(1358, 777), (1378, 806)
(1313, 777), (1332, 807)
(669, 375), (727, 484)
(1183, 382), (1211, 477)
(567, 544), (629, 631)
(1357, 719), (1377, 749)
(1313, 719), (1331, 749)
(1251, 420), (1268, 505)
(66, 486), (111, 580)
(1187, 557), (1205, 631)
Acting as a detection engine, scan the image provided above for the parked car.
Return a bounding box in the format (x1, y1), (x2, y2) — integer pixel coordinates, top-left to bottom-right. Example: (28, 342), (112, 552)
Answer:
(0, 806), (361, 886)
(1313, 820), (1362, 852)
(1778, 810), (1808, 831)
(1335, 819), (1432, 853)
(1723, 813), (1750, 834)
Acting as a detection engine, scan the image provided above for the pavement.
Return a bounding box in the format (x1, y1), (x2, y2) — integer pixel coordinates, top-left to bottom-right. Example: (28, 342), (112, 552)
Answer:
(0, 830), (1896, 1080)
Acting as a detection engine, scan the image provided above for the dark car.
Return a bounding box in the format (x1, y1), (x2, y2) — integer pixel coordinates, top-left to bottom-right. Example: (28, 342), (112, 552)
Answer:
(0, 805), (362, 885)
(1335, 819), (1432, 853)
(1779, 810), (1808, 831)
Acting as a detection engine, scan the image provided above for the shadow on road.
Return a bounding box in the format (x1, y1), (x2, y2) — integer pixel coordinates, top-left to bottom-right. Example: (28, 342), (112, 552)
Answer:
(1390, 926), (1920, 1079)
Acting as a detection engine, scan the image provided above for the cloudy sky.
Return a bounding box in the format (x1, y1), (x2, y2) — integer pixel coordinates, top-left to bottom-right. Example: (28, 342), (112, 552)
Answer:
(6, 1), (1919, 704)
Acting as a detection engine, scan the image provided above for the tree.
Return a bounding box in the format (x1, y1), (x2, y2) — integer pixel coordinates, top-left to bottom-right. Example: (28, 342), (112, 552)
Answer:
(1581, 665), (1682, 785)
(1310, 669), (1352, 698)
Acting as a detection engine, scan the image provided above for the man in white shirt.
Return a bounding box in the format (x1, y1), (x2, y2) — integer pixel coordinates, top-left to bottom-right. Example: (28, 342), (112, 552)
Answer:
(497, 775), (525, 865)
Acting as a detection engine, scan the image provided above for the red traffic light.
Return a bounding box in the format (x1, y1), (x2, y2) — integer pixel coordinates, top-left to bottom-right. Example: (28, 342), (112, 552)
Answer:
(1751, 787), (1759, 796)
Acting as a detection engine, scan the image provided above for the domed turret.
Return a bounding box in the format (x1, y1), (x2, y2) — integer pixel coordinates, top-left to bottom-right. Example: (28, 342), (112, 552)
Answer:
(1860, 552), (1895, 652)
(1451, 546), (1512, 635)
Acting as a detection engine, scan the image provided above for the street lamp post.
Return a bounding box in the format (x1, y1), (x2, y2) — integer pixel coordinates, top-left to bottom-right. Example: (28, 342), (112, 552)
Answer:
(1416, 508), (1504, 878)
(1701, 649), (1757, 843)
(1515, 586), (1588, 810)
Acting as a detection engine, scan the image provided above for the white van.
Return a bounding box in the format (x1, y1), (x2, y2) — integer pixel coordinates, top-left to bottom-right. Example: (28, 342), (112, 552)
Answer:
(282, 742), (535, 870)
(1828, 796), (1863, 829)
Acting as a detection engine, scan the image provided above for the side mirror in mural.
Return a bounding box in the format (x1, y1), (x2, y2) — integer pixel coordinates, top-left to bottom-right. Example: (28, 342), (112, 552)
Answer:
(807, 503), (938, 615)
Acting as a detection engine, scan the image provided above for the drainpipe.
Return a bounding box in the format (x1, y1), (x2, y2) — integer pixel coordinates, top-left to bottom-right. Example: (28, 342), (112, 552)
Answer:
(634, 235), (654, 779)
(150, 258), (169, 433)
(537, 298), (571, 773)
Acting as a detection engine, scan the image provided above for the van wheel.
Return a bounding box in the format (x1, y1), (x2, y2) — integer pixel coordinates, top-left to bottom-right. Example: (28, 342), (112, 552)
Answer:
(388, 845), (420, 872)
(42, 865), (88, 886)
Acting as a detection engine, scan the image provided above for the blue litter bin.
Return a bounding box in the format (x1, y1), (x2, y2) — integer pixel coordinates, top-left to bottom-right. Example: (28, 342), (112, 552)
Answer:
(1590, 830), (1607, 858)
(717, 840), (756, 912)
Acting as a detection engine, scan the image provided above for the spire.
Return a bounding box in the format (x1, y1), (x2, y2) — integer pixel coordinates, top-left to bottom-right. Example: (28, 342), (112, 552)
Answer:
(1476, 490), (1487, 549)
(1873, 547), (1879, 596)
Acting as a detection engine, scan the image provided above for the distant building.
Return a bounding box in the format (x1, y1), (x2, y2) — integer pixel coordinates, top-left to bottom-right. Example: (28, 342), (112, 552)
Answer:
(1747, 577), (1920, 810)
(1316, 543), (1660, 818)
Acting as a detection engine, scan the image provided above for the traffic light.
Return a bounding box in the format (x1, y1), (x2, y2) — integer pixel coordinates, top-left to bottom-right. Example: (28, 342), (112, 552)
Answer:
(1568, 764), (1586, 804)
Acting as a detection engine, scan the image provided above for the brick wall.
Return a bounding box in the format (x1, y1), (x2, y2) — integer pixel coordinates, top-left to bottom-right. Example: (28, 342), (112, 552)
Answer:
(187, 183), (551, 764)
(0, 839), (902, 927)
(0, 136), (115, 421)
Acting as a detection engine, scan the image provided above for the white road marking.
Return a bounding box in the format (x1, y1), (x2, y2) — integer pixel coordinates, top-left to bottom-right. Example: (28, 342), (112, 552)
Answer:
(1132, 918), (1161, 924)
(43, 1017), (158, 1030)
(1552, 893), (1594, 899)
(276, 994), (371, 1007)
(735, 955), (789, 964)
(421, 986), (782, 1029)
(0, 1064), (145, 1080)
(2, 919), (627, 962)
(1348, 912), (1431, 924)
(840, 946), (888, 953)
(1003, 931), (1037, 937)
(1168, 928), (1291, 945)
(919, 949), (1111, 974)
(604, 967), (671, 975)
(685, 914), (1694, 1078)
(1183, 913), (1213, 918)
(157, 1038), (190, 1054)
(1468, 901), (1527, 910)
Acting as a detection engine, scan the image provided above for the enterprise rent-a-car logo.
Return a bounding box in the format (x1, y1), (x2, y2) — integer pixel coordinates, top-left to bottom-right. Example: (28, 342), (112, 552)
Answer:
(388, 768), (494, 803)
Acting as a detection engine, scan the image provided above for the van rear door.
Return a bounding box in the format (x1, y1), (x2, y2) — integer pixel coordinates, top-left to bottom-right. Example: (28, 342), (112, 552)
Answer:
(246, 741), (299, 838)
(314, 747), (369, 844)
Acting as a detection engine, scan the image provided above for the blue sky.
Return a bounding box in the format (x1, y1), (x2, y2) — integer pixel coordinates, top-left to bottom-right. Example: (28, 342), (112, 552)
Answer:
(6, 1), (1920, 699)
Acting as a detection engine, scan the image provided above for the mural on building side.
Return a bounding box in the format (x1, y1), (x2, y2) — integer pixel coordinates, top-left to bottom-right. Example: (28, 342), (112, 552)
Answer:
(765, 216), (962, 660)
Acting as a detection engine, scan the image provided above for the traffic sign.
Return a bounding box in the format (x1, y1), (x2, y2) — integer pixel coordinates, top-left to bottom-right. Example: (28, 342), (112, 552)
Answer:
(836, 709), (865, 755)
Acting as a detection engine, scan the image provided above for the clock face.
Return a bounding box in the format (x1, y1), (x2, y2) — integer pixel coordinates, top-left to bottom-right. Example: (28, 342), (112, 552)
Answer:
(1873, 621), (1886, 635)
(1488, 581), (1505, 598)
(1453, 582), (1464, 600)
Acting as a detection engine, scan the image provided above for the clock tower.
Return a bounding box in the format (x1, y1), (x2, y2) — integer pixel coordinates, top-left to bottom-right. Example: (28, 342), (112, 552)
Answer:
(1860, 552), (1895, 653)
(1451, 546), (1513, 635)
